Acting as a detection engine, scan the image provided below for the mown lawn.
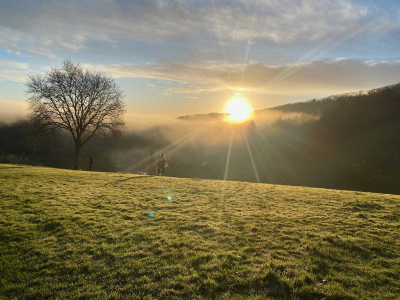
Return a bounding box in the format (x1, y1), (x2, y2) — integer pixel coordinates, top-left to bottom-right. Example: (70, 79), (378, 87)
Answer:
(0, 164), (399, 299)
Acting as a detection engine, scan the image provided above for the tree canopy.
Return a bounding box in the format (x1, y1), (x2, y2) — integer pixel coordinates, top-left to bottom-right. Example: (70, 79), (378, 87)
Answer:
(26, 59), (126, 169)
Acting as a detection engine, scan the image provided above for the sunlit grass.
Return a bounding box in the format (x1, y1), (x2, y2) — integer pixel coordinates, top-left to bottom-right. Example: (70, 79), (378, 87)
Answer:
(0, 164), (399, 299)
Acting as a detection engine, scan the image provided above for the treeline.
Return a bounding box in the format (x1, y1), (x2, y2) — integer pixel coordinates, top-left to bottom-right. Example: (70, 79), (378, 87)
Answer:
(1, 83), (400, 194)
(177, 112), (228, 121)
(0, 121), (169, 172)
(264, 83), (400, 193)
(267, 83), (400, 149)
(271, 83), (400, 125)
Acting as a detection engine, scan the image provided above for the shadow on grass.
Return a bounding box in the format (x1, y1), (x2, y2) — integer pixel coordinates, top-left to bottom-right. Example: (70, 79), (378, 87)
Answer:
(0, 166), (24, 169)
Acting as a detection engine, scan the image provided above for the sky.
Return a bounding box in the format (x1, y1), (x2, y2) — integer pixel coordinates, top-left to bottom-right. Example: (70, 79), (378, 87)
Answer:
(1, 0), (400, 123)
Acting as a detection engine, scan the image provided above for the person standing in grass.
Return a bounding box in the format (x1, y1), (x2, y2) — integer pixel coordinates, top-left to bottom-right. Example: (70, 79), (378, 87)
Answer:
(156, 153), (168, 176)
(89, 157), (94, 171)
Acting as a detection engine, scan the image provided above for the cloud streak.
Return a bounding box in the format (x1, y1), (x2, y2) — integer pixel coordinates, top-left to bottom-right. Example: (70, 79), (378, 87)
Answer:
(0, 60), (29, 69)
(0, 60), (39, 82)
(0, 0), (396, 58)
(87, 59), (400, 96)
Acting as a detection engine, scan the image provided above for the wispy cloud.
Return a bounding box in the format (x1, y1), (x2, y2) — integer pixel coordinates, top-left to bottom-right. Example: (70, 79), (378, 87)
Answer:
(0, 0), (396, 58)
(204, 0), (371, 42)
(0, 69), (37, 82)
(0, 26), (58, 60)
(87, 59), (400, 96)
(0, 60), (29, 69)
(0, 60), (40, 82)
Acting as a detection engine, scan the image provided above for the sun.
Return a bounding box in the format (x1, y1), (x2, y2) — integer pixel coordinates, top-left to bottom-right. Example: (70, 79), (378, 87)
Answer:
(224, 97), (253, 123)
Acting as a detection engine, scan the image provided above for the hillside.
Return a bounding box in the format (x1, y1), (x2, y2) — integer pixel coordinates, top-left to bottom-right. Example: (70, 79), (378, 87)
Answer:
(1, 164), (399, 299)
(324, 119), (400, 194)
(1, 82), (400, 195)
(270, 83), (400, 117)
(178, 83), (400, 123)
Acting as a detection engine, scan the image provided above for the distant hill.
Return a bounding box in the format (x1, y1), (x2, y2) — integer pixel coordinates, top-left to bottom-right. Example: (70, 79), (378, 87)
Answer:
(1, 82), (400, 194)
(270, 83), (400, 116)
(178, 83), (400, 126)
(177, 112), (228, 121)
(269, 83), (400, 134)
(320, 119), (400, 194)
(261, 83), (400, 193)
(174, 83), (400, 193)
(1, 164), (399, 299)
(177, 109), (270, 120)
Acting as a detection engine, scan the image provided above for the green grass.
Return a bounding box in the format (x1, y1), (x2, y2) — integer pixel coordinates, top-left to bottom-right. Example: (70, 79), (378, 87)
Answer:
(0, 164), (399, 300)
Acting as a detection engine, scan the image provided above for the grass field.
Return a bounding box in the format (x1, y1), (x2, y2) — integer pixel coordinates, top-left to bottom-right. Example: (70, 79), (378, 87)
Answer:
(0, 164), (399, 299)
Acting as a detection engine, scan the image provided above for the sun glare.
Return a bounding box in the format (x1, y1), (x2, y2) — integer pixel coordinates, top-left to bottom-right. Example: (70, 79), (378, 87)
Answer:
(225, 97), (253, 123)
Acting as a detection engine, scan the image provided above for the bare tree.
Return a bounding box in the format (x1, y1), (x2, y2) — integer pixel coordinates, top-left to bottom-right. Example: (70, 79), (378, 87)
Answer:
(26, 59), (125, 169)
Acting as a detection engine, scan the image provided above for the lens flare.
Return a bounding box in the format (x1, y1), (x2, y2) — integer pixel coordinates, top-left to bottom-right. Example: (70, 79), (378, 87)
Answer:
(225, 97), (253, 123)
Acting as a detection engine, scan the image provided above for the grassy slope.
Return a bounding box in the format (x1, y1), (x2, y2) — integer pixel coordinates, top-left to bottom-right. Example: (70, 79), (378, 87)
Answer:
(0, 164), (399, 300)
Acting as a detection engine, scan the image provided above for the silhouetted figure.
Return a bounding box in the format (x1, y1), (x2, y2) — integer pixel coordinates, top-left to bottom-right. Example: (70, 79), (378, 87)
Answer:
(156, 153), (167, 176)
(89, 157), (94, 171)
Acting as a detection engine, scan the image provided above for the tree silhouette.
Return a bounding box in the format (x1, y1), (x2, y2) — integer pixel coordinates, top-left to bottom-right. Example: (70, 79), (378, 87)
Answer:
(26, 59), (125, 169)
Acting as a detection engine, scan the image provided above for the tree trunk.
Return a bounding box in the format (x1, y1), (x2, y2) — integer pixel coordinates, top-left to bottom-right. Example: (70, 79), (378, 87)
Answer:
(72, 142), (82, 170)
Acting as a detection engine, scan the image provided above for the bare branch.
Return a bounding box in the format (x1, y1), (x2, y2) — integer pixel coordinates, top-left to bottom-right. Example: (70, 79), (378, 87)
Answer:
(26, 59), (126, 168)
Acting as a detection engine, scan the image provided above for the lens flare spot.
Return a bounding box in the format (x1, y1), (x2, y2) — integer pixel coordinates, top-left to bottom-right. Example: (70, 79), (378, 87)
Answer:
(167, 196), (172, 200)
(225, 97), (253, 123)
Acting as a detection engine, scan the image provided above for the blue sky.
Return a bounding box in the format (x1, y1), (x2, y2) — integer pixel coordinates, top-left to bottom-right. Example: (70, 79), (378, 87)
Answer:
(1, 0), (400, 123)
